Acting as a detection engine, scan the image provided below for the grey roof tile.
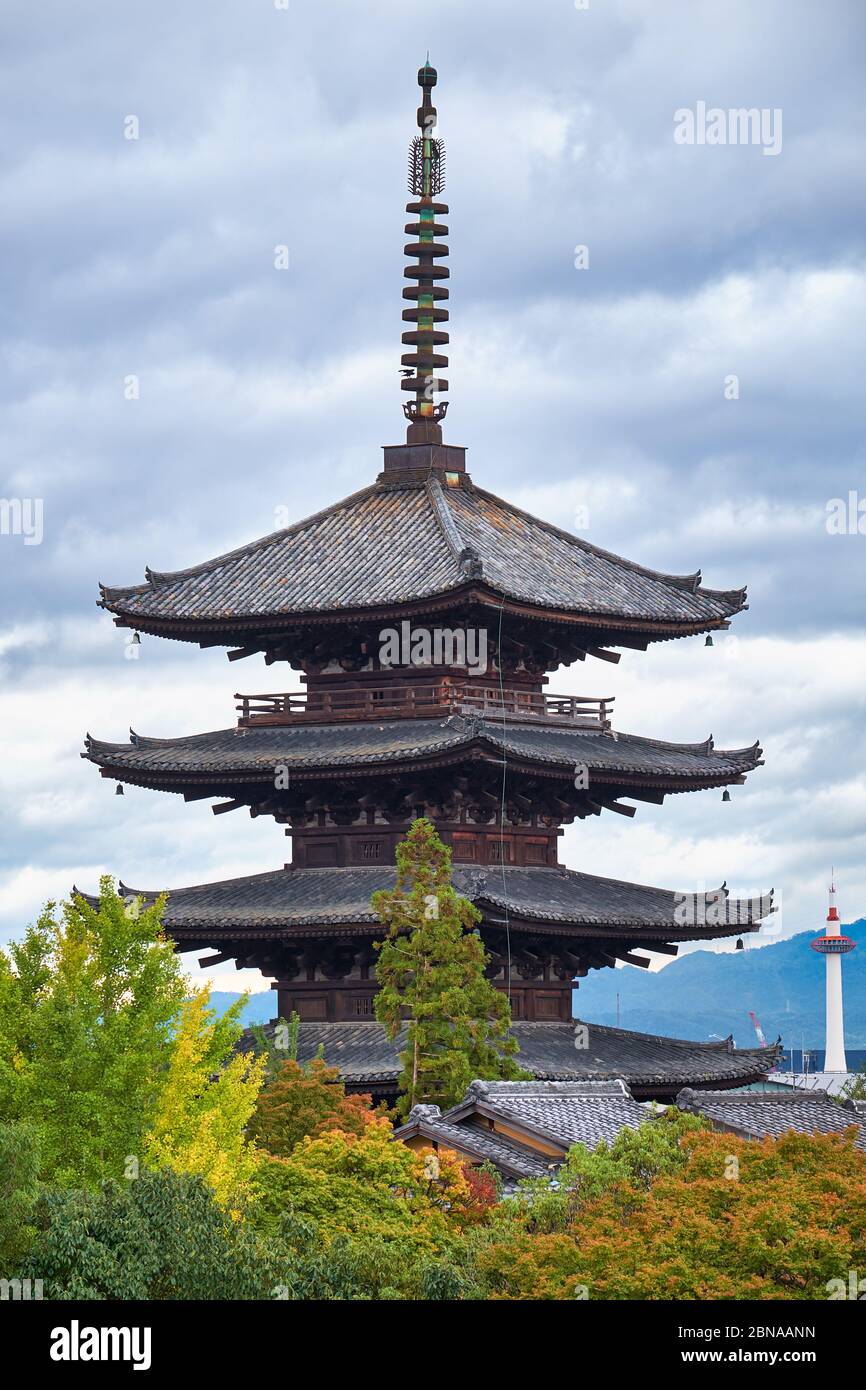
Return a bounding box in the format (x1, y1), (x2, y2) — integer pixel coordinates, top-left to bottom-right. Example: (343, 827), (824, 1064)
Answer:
(393, 1114), (556, 1178)
(83, 716), (761, 783)
(238, 1020), (778, 1091)
(77, 864), (773, 932)
(98, 478), (746, 627)
(677, 1088), (866, 1149)
(449, 1076), (649, 1149)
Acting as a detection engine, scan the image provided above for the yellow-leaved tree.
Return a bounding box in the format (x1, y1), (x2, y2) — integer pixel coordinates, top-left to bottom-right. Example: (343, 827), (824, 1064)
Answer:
(143, 987), (266, 1215)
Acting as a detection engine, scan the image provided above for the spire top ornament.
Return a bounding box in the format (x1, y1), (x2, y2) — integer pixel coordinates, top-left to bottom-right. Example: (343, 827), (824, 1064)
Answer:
(401, 61), (449, 444)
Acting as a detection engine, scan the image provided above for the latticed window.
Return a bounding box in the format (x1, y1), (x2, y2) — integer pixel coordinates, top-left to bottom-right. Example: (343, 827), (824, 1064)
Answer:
(361, 840), (382, 860)
(353, 996), (373, 1016)
(490, 839), (512, 863)
(452, 838), (476, 861)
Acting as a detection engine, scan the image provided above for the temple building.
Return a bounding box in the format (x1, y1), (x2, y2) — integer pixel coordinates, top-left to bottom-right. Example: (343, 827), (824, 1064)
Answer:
(82, 63), (778, 1096)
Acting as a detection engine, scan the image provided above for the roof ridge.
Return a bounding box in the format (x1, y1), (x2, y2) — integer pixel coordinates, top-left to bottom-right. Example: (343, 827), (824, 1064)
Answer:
(424, 476), (469, 569)
(711, 738), (763, 760)
(86, 727), (236, 753)
(680, 1088), (835, 1105)
(99, 482), (382, 602)
(468, 483), (748, 609)
(607, 729), (760, 762)
(570, 1018), (737, 1050)
(475, 862), (739, 902)
(465, 1077), (632, 1097)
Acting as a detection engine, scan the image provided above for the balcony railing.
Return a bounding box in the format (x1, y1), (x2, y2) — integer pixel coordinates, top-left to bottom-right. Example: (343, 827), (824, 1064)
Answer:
(235, 682), (613, 728)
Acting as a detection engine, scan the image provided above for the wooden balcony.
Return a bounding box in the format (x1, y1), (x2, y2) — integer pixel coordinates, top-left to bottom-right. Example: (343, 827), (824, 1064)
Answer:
(235, 682), (613, 729)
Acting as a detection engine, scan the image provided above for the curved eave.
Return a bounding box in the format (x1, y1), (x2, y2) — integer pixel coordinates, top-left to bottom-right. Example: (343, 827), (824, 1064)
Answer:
(236, 1020), (780, 1097)
(71, 868), (775, 941)
(98, 581), (743, 648)
(82, 727), (763, 797)
(96, 472), (749, 638)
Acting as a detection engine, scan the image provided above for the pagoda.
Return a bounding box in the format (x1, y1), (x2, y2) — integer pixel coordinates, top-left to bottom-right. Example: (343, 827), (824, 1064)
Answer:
(82, 63), (778, 1097)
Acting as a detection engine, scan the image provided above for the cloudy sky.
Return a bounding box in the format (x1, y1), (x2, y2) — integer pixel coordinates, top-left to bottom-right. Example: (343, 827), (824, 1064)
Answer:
(2, 0), (864, 995)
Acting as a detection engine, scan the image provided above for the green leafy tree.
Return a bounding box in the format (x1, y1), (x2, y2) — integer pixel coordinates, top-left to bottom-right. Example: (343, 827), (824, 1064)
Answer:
(249, 1011), (300, 1080)
(839, 1062), (866, 1102)
(267, 1215), (479, 1301)
(0, 880), (185, 1186)
(372, 818), (525, 1116)
(506, 1104), (706, 1233)
(22, 1169), (282, 1300)
(0, 1122), (42, 1270)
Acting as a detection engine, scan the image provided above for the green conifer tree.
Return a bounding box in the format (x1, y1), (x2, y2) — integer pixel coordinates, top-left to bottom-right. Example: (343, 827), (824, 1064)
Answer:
(372, 818), (526, 1117)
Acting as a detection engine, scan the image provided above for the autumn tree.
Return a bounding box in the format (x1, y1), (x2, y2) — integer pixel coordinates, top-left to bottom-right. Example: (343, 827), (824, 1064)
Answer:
(248, 1056), (375, 1158)
(508, 1104), (706, 1233)
(469, 1124), (866, 1300)
(143, 987), (266, 1213)
(250, 1113), (474, 1252)
(0, 883), (269, 1205)
(372, 818), (525, 1116)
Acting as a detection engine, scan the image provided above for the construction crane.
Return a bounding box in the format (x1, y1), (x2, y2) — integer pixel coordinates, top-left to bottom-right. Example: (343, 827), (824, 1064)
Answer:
(749, 1010), (768, 1048)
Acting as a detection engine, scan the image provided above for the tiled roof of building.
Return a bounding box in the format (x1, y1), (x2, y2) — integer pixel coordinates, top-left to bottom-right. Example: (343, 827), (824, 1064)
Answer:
(237, 1020), (778, 1095)
(77, 864), (773, 934)
(449, 1077), (650, 1149)
(394, 1080), (658, 1186)
(98, 477), (747, 629)
(394, 1112), (556, 1179)
(676, 1088), (866, 1149)
(83, 716), (761, 784)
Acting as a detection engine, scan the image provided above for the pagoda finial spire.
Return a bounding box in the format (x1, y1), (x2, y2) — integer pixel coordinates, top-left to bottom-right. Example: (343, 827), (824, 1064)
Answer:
(401, 60), (449, 444)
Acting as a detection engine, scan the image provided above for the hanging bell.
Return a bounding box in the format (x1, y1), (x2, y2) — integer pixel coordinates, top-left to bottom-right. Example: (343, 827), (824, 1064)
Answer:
(735, 938), (744, 950)
(115, 784), (125, 796)
(722, 789), (731, 802)
(705, 634), (714, 647)
(131, 632), (141, 645)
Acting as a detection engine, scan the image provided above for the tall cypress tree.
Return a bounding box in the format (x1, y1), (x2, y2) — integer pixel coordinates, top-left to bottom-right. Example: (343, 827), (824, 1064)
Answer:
(372, 819), (526, 1116)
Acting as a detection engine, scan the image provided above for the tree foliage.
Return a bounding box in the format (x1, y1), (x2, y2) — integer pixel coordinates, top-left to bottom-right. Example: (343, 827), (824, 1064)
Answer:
(0, 1121), (42, 1269)
(0, 880), (185, 1186)
(22, 1169), (279, 1300)
(372, 818), (525, 1116)
(506, 1104), (705, 1233)
(247, 1057), (375, 1158)
(143, 988), (266, 1213)
(469, 1124), (866, 1300)
(250, 1113), (475, 1252)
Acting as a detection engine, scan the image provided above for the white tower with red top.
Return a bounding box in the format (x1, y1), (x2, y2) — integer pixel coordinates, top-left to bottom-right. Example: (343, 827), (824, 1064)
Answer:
(810, 876), (855, 1073)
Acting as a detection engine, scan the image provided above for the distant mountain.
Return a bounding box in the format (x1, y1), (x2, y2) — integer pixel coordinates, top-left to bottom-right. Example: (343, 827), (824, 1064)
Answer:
(203, 921), (866, 1051)
(574, 920), (866, 1049)
(207, 991), (275, 1027)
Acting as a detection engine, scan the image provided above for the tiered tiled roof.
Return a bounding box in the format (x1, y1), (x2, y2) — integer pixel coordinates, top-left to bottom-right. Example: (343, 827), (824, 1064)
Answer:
(237, 1020), (779, 1098)
(83, 717), (761, 786)
(98, 477), (746, 638)
(82, 60), (769, 1047)
(78, 865), (773, 938)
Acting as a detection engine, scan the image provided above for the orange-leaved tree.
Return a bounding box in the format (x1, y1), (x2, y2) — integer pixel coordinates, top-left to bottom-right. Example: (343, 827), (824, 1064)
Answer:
(247, 1057), (376, 1158)
(472, 1126), (866, 1300)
